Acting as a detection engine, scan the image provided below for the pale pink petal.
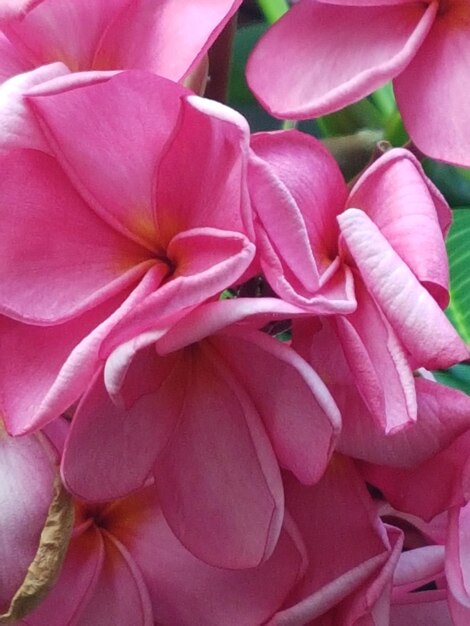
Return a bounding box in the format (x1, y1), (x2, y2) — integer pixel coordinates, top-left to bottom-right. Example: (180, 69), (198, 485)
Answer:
(95, 0), (242, 80)
(338, 208), (468, 368)
(0, 429), (56, 612)
(2, 0), (128, 70)
(28, 71), (188, 249)
(112, 486), (304, 626)
(393, 546), (445, 593)
(155, 341), (284, 569)
(0, 63), (69, 152)
(360, 429), (470, 521)
(1, 268), (164, 435)
(395, 7), (470, 166)
(62, 349), (183, 501)
(249, 130), (347, 287)
(76, 533), (153, 626)
(211, 327), (341, 484)
(270, 458), (389, 624)
(0, 0), (42, 23)
(335, 278), (417, 432)
(246, 0), (436, 118)
(348, 148), (451, 306)
(155, 95), (253, 247)
(24, 527), (105, 626)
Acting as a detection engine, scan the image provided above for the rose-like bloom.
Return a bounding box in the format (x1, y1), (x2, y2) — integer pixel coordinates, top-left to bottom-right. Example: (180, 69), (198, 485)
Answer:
(249, 131), (468, 435)
(0, 0), (241, 87)
(61, 297), (341, 568)
(247, 0), (470, 166)
(0, 70), (256, 436)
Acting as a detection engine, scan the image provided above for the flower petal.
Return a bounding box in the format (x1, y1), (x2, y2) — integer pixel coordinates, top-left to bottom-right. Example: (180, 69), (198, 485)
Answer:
(246, 0), (436, 119)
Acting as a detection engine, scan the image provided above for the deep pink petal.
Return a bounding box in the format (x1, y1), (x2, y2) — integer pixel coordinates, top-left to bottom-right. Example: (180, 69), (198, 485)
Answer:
(211, 327), (341, 484)
(111, 486), (304, 626)
(155, 95), (253, 247)
(0, 31), (31, 82)
(391, 596), (453, 626)
(3, 0), (129, 70)
(338, 208), (468, 368)
(62, 349), (183, 501)
(0, 148), (157, 323)
(447, 503), (470, 608)
(246, 0), (436, 118)
(395, 5), (470, 166)
(95, 0), (242, 80)
(155, 341), (284, 569)
(1, 268), (163, 435)
(348, 148), (451, 306)
(24, 527), (105, 626)
(0, 429), (56, 612)
(28, 71), (188, 249)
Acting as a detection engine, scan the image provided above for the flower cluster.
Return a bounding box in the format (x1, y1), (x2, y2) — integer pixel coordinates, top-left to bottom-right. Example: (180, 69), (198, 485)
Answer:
(1, 1), (470, 625)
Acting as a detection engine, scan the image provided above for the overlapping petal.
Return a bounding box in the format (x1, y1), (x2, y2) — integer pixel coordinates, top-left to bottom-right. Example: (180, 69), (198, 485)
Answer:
(247, 0), (436, 119)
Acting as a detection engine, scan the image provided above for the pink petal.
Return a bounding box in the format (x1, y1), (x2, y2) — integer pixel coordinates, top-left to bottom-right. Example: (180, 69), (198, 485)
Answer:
(249, 130), (347, 287)
(348, 148), (451, 307)
(112, 486), (304, 626)
(246, 0), (436, 118)
(1, 267), (163, 435)
(395, 6), (470, 166)
(62, 349), (184, 501)
(393, 546), (445, 593)
(0, 429), (56, 613)
(338, 208), (468, 368)
(0, 32), (31, 82)
(391, 596), (453, 626)
(154, 341), (284, 569)
(0, 63), (69, 152)
(28, 71), (188, 249)
(360, 429), (470, 521)
(336, 277), (417, 432)
(211, 327), (341, 484)
(0, 148), (158, 324)
(270, 458), (390, 623)
(95, 0), (242, 80)
(24, 526), (105, 626)
(0, 0), (42, 23)
(155, 95), (253, 247)
(447, 503), (470, 608)
(340, 378), (470, 467)
(76, 533), (153, 626)
(3, 0), (129, 70)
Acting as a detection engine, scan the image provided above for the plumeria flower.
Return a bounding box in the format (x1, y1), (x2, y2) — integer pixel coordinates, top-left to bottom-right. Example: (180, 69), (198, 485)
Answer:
(249, 131), (468, 435)
(0, 70), (256, 436)
(247, 0), (470, 166)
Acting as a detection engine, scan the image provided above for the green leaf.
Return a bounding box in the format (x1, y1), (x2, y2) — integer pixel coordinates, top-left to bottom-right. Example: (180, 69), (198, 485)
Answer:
(423, 160), (470, 208)
(434, 364), (470, 395)
(229, 23), (267, 106)
(445, 208), (470, 343)
(257, 0), (289, 24)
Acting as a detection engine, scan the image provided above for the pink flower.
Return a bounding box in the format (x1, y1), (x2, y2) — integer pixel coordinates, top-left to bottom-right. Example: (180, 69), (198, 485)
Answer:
(247, 0), (470, 165)
(0, 70), (255, 436)
(249, 131), (468, 434)
(0, 0), (241, 87)
(27, 457), (397, 625)
(61, 297), (341, 569)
